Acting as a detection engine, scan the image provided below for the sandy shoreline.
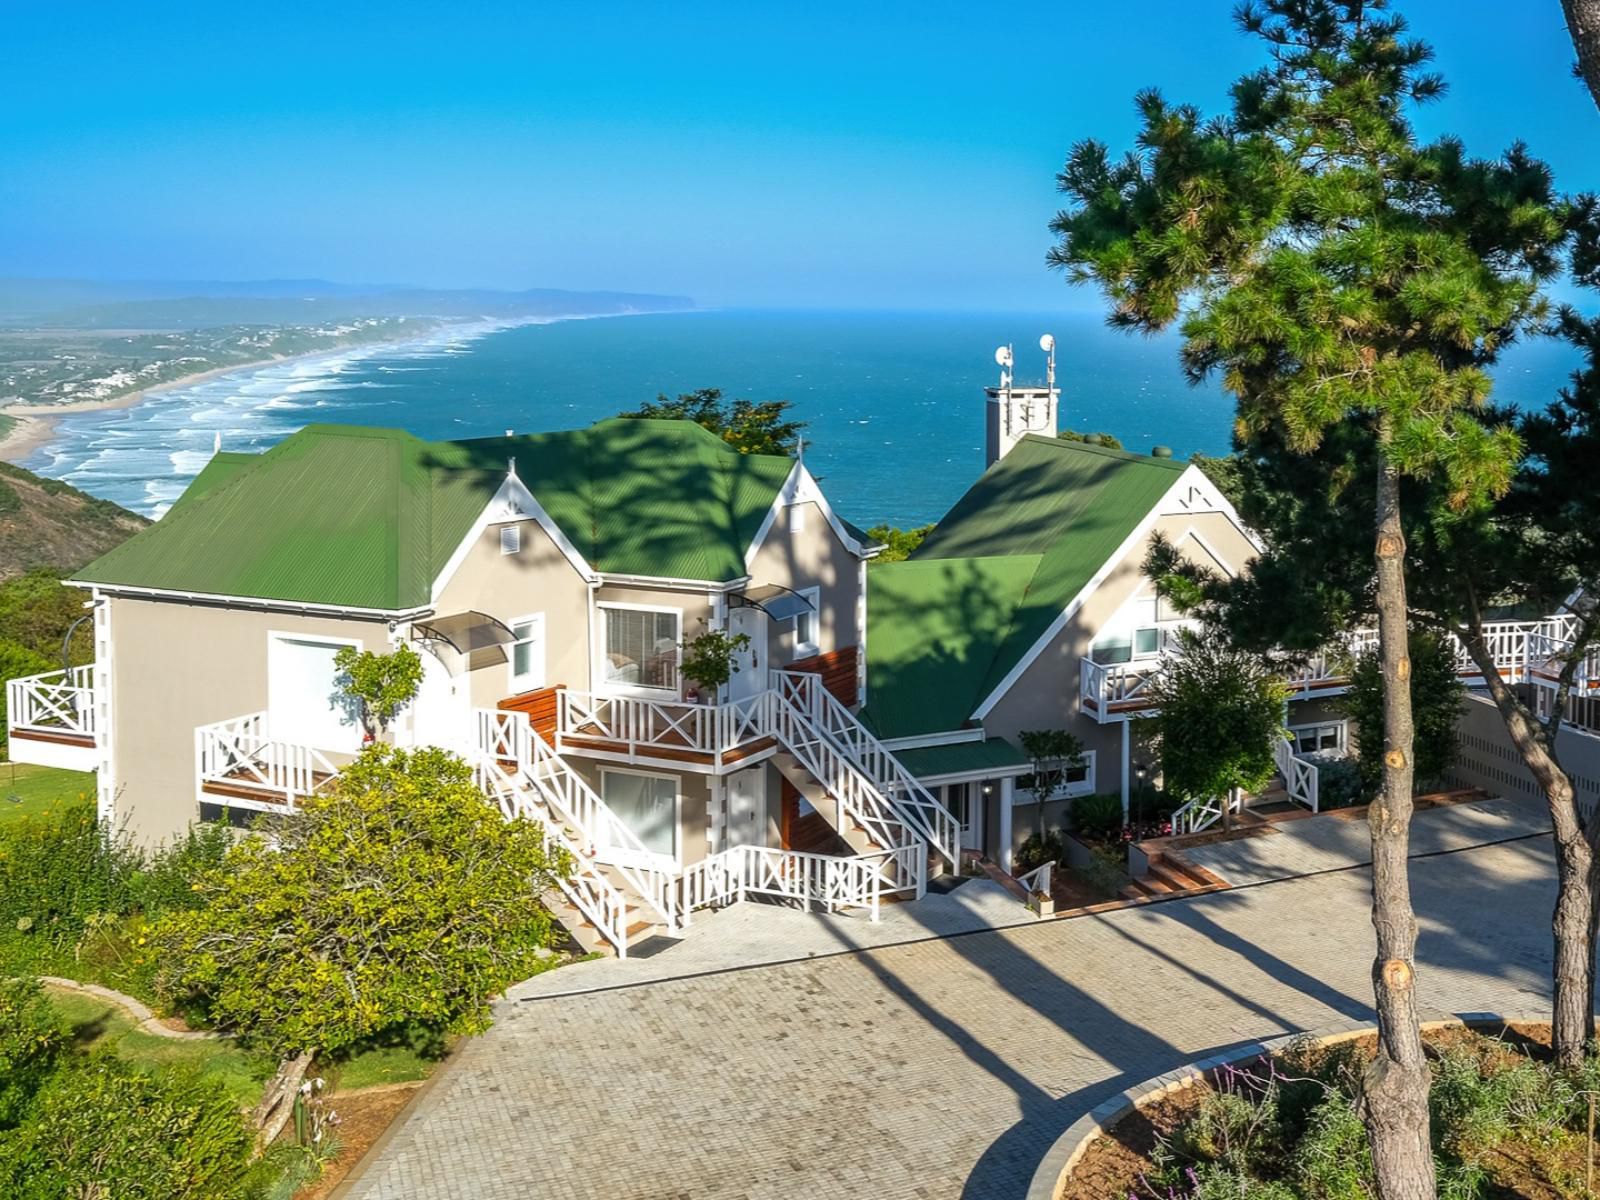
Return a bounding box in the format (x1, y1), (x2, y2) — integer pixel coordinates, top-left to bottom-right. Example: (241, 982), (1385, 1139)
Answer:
(0, 353), (311, 464)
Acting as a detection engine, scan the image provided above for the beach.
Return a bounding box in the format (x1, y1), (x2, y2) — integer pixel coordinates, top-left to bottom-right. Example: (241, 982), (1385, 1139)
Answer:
(0, 355), (303, 463)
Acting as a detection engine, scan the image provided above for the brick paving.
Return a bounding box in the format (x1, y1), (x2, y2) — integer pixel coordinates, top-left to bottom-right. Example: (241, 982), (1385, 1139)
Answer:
(346, 810), (1565, 1200)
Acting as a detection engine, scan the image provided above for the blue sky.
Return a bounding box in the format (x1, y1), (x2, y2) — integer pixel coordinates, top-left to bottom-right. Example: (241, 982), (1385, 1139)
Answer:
(2, 1), (1593, 310)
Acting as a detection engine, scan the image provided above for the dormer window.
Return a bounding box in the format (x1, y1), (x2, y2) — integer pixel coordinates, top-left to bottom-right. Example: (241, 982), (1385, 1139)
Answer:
(500, 525), (522, 555)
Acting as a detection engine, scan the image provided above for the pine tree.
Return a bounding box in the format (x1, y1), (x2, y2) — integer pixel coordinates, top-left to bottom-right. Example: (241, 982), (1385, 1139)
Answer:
(1048, 3), (1562, 1193)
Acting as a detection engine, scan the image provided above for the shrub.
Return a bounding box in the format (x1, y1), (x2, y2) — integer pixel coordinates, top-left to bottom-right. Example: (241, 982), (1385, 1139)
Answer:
(0, 1056), (271, 1200)
(155, 745), (570, 1058)
(0, 977), (64, 1130)
(1290, 1093), (1371, 1200)
(1014, 832), (1063, 873)
(1308, 755), (1363, 811)
(1342, 628), (1464, 797)
(0, 803), (142, 943)
(1067, 793), (1122, 841)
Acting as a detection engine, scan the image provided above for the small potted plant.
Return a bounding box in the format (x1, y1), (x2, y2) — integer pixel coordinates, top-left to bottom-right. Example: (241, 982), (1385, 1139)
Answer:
(679, 629), (752, 703)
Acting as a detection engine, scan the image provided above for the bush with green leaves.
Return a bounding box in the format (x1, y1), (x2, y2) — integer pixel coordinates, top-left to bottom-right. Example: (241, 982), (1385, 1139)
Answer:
(0, 1055), (273, 1200)
(332, 643), (423, 738)
(0, 803), (142, 942)
(1341, 628), (1465, 799)
(0, 977), (64, 1130)
(155, 745), (569, 1060)
(1014, 831), (1063, 873)
(1067, 792), (1122, 842)
(1290, 1094), (1371, 1200)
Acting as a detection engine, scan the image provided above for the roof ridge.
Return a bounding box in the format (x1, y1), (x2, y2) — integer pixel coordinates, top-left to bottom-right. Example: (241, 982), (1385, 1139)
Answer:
(1017, 433), (1188, 469)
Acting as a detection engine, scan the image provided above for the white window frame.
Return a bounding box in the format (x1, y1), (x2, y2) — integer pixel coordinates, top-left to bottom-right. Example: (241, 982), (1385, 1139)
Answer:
(792, 586), (821, 659)
(597, 602), (683, 698)
(506, 612), (546, 694)
(1012, 750), (1097, 805)
(1289, 720), (1347, 754)
(599, 766), (682, 868)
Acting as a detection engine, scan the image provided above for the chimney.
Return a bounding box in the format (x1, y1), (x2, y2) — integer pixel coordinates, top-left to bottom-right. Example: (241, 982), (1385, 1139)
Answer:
(984, 334), (1059, 467)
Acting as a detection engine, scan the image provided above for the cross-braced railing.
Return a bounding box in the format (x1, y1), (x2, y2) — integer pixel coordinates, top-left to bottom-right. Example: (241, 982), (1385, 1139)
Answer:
(775, 670), (960, 872)
(476, 708), (680, 934)
(7, 665), (96, 740)
(678, 840), (925, 923)
(557, 689), (769, 767)
(193, 711), (341, 810)
(472, 756), (633, 957)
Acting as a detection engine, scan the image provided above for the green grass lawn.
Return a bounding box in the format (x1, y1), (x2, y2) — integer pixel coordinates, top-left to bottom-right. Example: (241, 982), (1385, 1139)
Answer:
(0, 762), (96, 823)
(44, 985), (272, 1108)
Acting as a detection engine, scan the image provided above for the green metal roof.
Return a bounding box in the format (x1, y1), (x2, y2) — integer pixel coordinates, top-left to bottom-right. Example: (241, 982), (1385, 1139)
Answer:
(74, 417), (802, 609)
(862, 436), (1185, 738)
(891, 737), (1029, 780)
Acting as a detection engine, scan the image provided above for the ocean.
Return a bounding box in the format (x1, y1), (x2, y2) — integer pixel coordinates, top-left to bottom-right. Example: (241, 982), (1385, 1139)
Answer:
(22, 309), (1584, 528)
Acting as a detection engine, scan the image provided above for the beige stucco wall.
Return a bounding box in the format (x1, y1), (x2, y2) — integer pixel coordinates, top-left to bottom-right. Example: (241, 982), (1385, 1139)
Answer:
(432, 516), (594, 709)
(746, 499), (863, 667)
(980, 508), (1259, 800)
(105, 595), (389, 847)
(567, 756), (717, 868)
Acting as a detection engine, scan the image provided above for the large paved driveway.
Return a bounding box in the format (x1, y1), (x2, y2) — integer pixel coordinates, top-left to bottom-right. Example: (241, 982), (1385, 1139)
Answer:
(347, 818), (1562, 1200)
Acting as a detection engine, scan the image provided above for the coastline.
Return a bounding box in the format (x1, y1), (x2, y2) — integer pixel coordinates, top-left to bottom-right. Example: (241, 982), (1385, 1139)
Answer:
(0, 355), (308, 463)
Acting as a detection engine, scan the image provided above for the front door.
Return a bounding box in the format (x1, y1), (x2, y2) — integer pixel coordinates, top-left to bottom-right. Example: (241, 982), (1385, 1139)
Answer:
(727, 607), (766, 702)
(726, 766), (766, 849)
(412, 644), (476, 756)
(945, 782), (984, 852)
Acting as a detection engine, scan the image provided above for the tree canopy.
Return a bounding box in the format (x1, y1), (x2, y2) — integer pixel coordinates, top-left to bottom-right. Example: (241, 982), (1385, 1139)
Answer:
(619, 387), (804, 456)
(155, 746), (569, 1058)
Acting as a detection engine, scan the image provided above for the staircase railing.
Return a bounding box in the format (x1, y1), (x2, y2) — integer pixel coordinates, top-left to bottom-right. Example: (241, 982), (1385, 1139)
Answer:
(471, 756), (632, 957)
(679, 840), (923, 923)
(194, 711), (341, 810)
(766, 689), (915, 866)
(1169, 792), (1239, 836)
(475, 709), (679, 934)
(774, 671), (959, 872)
(1274, 737), (1320, 812)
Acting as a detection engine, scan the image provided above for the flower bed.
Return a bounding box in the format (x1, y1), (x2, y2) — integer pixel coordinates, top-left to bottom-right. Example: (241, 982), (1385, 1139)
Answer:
(1036, 1016), (1600, 1200)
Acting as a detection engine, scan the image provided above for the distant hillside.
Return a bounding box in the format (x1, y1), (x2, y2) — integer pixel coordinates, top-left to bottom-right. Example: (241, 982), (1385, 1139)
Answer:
(0, 278), (696, 329)
(0, 461), (147, 580)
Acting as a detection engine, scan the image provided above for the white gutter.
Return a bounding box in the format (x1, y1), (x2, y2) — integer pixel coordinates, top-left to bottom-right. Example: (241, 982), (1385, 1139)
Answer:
(66, 580), (432, 622)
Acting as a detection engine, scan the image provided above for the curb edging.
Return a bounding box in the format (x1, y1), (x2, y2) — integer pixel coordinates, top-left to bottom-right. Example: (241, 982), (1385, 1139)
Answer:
(1024, 1009), (1550, 1200)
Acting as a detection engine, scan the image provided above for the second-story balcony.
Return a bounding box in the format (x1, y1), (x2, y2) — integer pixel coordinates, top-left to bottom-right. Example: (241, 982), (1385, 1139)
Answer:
(6, 666), (98, 771)
(555, 689), (778, 773)
(194, 712), (348, 813)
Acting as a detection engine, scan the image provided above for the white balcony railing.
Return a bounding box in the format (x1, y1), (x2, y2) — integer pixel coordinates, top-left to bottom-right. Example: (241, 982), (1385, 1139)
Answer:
(194, 711), (342, 811)
(6, 665), (97, 742)
(557, 689), (771, 768)
(678, 840), (925, 923)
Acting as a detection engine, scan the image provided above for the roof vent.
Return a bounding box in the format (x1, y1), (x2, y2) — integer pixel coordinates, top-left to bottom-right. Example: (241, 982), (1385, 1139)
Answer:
(1151, 445), (1173, 459)
(500, 525), (522, 556)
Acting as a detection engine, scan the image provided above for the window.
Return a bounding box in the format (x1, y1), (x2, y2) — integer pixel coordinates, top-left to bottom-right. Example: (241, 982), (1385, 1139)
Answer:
(1289, 721), (1346, 754)
(1134, 627), (1162, 657)
(499, 524), (522, 555)
(1090, 634), (1132, 665)
(1013, 752), (1098, 803)
(601, 770), (677, 860)
(508, 613), (545, 693)
(602, 606), (680, 692)
(792, 587), (821, 657)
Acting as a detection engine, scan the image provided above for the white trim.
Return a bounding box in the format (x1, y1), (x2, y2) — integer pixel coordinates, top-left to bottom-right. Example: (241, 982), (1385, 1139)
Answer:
(1158, 464), (1266, 554)
(972, 464), (1261, 721)
(914, 763), (1033, 788)
(596, 602), (684, 698)
(880, 727), (986, 751)
(1011, 750), (1098, 804)
(598, 765), (683, 870)
(597, 572), (750, 592)
(744, 461), (869, 569)
(856, 556), (869, 705)
(65, 580), (430, 621)
(1288, 719), (1348, 754)
(430, 474), (597, 603)
(1174, 525), (1236, 577)
(92, 592), (115, 827)
(506, 612), (547, 694)
(791, 585), (821, 658)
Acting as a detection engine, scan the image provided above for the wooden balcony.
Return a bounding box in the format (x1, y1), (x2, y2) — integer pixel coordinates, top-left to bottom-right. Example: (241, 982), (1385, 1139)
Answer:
(194, 712), (343, 812)
(6, 666), (98, 771)
(555, 689), (777, 773)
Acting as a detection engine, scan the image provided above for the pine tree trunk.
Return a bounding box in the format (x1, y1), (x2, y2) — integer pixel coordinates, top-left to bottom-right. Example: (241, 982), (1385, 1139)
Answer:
(1563, 0), (1600, 111)
(1467, 639), (1597, 1068)
(1362, 444), (1436, 1199)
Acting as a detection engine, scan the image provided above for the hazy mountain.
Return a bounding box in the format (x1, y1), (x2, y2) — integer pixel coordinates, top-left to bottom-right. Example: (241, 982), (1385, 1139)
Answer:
(0, 459), (148, 581)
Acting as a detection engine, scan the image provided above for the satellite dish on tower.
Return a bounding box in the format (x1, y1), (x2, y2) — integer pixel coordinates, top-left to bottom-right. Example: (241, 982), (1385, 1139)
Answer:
(1039, 334), (1055, 353)
(994, 345), (1013, 368)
